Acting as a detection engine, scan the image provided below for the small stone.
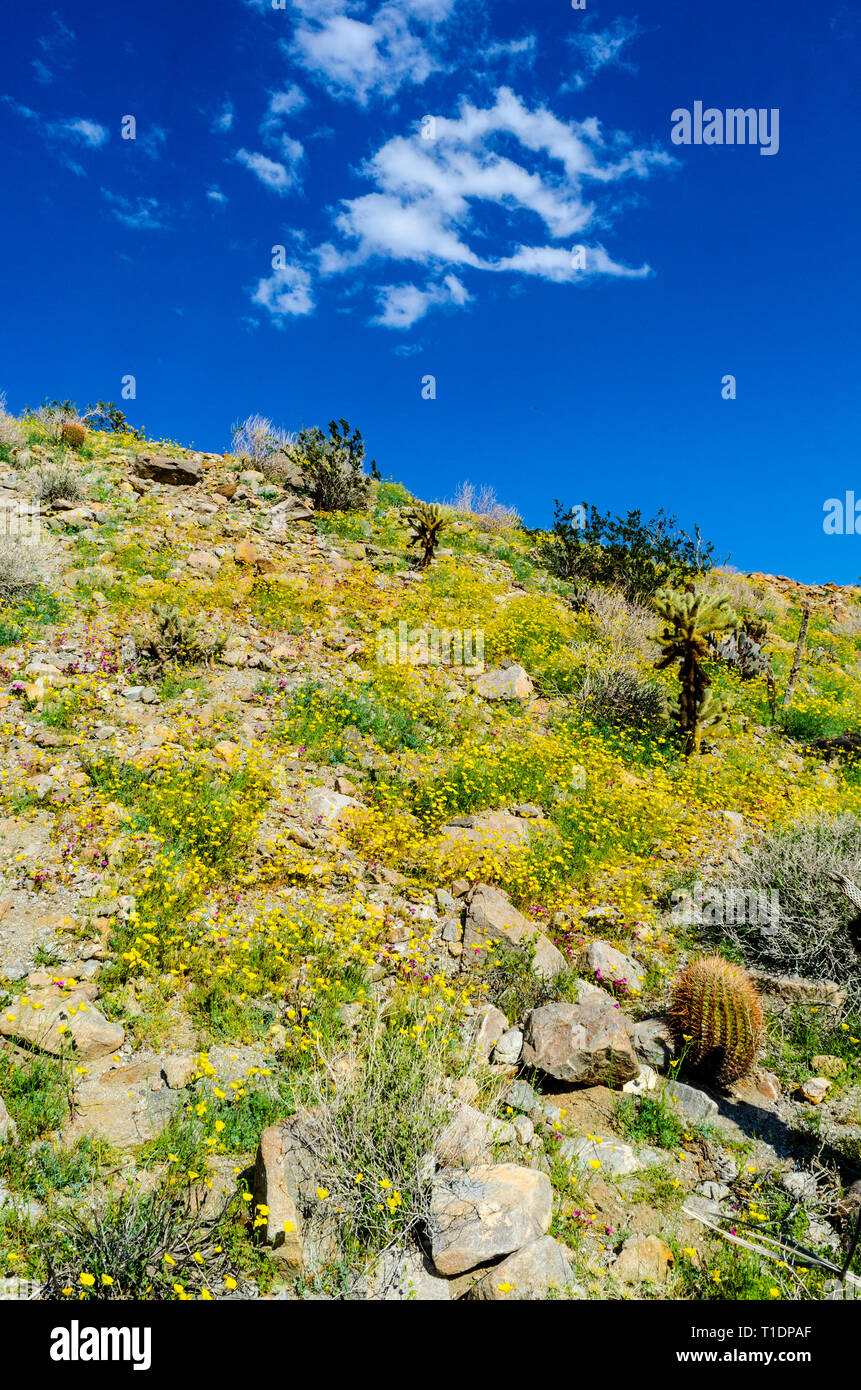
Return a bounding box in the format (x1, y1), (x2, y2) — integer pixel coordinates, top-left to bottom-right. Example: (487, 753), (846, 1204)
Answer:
(613, 1234), (674, 1284)
(161, 1055), (196, 1089)
(621, 1065), (659, 1095)
(466, 1004), (509, 1059)
(663, 1080), (719, 1123)
(473, 665), (534, 701)
(811, 1055), (845, 1078)
(756, 1071), (781, 1101)
(799, 1077), (831, 1104)
(493, 1027), (524, 1066)
(502, 1079), (540, 1114)
(512, 1115), (534, 1145)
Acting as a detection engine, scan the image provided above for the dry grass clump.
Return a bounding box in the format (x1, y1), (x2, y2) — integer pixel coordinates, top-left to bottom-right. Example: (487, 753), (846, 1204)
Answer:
(0, 537), (44, 603)
(718, 813), (861, 1010)
(446, 481), (521, 533)
(27, 459), (84, 504)
(585, 586), (657, 667)
(0, 393), (25, 451)
(230, 414), (295, 467)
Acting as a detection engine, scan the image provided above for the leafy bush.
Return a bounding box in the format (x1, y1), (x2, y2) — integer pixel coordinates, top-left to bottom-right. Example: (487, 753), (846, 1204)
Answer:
(278, 681), (426, 760)
(543, 501), (718, 602)
(376, 480), (412, 510)
(41, 1186), (243, 1300)
(716, 813), (861, 1009)
(291, 419), (377, 512)
(294, 1001), (465, 1267)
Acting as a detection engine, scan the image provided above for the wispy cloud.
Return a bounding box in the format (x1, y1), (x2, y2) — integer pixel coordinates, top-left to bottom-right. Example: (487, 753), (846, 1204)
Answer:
(565, 17), (642, 90)
(101, 190), (167, 229)
(207, 186), (228, 203)
(33, 12), (76, 85)
(485, 35), (537, 66)
(2, 98), (108, 148)
(212, 100), (235, 133)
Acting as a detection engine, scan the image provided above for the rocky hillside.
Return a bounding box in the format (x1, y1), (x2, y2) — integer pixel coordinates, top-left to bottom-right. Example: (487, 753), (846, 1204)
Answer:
(0, 414), (860, 1303)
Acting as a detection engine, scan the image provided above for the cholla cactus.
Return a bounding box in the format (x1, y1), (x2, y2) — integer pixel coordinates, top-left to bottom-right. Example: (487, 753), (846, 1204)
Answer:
(405, 501), (447, 570)
(654, 587), (737, 754)
(141, 602), (222, 669)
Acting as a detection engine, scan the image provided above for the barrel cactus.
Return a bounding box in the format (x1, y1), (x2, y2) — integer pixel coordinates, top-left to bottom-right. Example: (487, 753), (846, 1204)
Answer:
(668, 955), (763, 1085)
(61, 419), (88, 450)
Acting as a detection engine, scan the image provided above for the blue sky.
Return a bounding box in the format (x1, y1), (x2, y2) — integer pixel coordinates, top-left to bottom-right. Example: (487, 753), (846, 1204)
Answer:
(1, 0), (859, 582)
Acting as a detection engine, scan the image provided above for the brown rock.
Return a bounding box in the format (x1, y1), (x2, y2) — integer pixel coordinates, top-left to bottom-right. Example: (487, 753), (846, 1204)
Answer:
(521, 999), (639, 1087)
(613, 1233), (674, 1284)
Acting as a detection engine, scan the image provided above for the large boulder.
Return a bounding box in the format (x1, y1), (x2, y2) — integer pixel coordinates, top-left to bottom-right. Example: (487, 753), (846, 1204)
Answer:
(133, 454), (202, 486)
(428, 1163), (552, 1276)
(469, 1235), (571, 1300)
(0, 986), (124, 1060)
(474, 666), (535, 701)
(521, 999), (639, 1087)
(462, 884), (566, 980)
(253, 1109), (334, 1274)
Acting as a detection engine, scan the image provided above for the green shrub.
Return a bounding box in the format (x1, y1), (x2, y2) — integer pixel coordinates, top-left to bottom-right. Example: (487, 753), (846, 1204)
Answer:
(291, 419), (376, 512)
(543, 501), (717, 602)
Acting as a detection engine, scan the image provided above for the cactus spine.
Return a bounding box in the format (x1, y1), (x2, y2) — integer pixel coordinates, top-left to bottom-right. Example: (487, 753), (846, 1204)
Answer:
(668, 955), (763, 1085)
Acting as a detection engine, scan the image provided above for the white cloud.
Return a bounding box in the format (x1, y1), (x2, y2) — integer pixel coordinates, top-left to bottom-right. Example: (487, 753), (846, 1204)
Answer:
(287, 0), (457, 105)
(207, 186), (228, 203)
(261, 85), (308, 131)
(62, 117), (108, 147)
(374, 273), (470, 328)
(251, 264), (315, 321)
(101, 190), (166, 229)
(250, 86), (670, 328)
(235, 147), (299, 192)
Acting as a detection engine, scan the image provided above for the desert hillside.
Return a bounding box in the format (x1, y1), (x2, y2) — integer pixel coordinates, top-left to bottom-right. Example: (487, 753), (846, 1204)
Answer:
(0, 405), (860, 1303)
